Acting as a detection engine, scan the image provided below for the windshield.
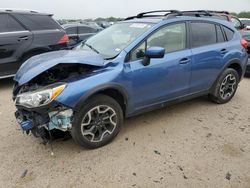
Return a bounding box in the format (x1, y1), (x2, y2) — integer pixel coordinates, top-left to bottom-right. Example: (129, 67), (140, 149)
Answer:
(78, 22), (152, 59)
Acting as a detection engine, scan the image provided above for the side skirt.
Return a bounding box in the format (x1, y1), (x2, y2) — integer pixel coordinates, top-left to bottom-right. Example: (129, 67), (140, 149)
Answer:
(126, 90), (209, 118)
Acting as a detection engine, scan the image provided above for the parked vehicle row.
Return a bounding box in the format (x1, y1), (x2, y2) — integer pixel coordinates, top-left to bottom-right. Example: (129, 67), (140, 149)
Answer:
(13, 10), (248, 149)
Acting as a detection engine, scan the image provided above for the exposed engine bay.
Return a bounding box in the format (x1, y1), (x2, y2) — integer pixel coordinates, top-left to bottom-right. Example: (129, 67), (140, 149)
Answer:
(13, 63), (98, 96)
(13, 63), (99, 144)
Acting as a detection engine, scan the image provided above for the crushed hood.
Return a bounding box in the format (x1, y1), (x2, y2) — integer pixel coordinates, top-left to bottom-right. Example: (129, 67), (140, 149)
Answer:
(14, 50), (106, 85)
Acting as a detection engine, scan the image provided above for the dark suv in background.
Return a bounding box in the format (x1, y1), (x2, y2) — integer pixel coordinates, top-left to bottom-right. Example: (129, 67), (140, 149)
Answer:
(0, 9), (69, 79)
(62, 23), (102, 47)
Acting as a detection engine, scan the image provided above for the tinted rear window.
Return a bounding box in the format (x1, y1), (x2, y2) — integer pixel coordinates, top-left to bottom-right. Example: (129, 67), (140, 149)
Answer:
(79, 26), (96, 33)
(191, 22), (217, 48)
(15, 14), (61, 31)
(0, 14), (25, 32)
(216, 25), (225, 43)
(223, 27), (234, 41)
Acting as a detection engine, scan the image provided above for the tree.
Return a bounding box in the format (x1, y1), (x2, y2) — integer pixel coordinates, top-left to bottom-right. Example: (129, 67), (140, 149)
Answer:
(238, 11), (250, 18)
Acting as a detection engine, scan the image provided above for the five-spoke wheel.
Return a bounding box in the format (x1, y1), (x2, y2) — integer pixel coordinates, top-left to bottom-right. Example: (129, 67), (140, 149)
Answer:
(81, 105), (117, 143)
(210, 68), (239, 104)
(71, 94), (123, 149)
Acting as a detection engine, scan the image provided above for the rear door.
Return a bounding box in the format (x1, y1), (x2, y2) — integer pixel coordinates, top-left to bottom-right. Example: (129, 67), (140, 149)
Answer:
(14, 14), (66, 50)
(0, 13), (32, 77)
(189, 21), (228, 92)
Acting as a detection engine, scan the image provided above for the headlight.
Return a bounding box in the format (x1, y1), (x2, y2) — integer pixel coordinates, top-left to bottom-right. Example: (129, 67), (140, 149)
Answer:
(15, 84), (66, 108)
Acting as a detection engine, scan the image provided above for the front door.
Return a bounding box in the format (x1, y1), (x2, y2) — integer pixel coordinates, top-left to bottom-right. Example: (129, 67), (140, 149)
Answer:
(126, 22), (192, 111)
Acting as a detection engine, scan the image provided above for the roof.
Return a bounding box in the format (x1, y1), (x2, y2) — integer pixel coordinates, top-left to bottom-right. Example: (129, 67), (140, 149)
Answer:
(62, 23), (95, 29)
(0, 9), (53, 16)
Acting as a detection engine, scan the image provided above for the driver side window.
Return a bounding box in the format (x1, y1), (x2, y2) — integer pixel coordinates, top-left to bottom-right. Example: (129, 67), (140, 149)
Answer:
(130, 23), (187, 61)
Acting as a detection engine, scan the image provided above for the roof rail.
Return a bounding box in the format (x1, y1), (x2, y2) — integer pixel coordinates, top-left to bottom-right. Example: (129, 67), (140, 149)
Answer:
(180, 10), (212, 16)
(204, 10), (230, 15)
(124, 10), (181, 20)
(125, 10), (230, 21)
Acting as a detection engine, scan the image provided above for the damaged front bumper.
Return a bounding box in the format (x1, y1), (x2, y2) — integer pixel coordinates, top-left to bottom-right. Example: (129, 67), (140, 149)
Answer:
(15, 102), (74, 142)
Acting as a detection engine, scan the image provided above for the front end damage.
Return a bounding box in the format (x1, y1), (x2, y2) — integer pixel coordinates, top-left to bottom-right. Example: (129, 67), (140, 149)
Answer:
(13, 62), (101, 143)
(15, 104), (73, 143)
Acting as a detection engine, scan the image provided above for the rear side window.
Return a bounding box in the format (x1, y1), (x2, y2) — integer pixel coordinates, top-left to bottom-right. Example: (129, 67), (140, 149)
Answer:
(216, 25), (225, 43)
(79, 26), (96, 33)
(223, 27), (234, 41)
(15, 14), (61, 31)
(0, 14), (25, 32)
(191, 22), (217, 48)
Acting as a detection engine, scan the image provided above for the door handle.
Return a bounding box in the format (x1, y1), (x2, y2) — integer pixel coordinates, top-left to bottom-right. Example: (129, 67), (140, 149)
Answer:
(179, 58), (190, 64)
(18, 36), (29, 41)
(220, 48), (227, 54)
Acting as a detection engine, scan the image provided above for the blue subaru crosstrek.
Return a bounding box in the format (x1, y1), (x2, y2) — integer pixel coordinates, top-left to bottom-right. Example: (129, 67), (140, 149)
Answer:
(13, 10), (248, 149)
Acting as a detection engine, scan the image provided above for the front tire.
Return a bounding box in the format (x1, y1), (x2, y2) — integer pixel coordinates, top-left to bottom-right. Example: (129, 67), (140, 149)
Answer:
(71, 94), (123, 149)
(209, 68), (239, 104)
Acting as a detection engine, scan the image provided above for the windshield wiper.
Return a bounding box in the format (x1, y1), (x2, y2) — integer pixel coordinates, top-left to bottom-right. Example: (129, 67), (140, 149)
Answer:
(85, 43), (100, 54)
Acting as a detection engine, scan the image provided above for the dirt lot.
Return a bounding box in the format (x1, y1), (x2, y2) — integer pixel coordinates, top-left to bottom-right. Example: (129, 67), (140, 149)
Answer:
(0, 77), (250, 188)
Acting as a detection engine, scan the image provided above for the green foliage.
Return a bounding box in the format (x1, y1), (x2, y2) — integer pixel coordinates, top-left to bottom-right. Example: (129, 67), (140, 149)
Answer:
(231, 11), (250, 18)
(238, 11), (250, 18)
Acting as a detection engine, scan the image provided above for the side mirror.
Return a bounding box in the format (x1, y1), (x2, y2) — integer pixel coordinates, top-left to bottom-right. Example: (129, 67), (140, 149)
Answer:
(142, 47), (165, 66)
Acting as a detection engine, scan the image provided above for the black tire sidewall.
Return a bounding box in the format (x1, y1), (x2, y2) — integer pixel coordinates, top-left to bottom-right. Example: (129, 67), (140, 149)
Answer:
(71, 94), (123, 149)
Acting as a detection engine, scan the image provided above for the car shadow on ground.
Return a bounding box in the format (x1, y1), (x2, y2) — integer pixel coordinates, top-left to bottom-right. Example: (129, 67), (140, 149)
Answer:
(0, 78), (14, 89)
(48, 95), (213, 152)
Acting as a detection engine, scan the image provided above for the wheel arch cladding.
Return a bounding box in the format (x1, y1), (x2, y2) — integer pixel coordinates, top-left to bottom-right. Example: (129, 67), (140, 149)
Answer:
(75, 85), (128, 116)
(210, 60), (242, 94)
(227, 62), (243, 78)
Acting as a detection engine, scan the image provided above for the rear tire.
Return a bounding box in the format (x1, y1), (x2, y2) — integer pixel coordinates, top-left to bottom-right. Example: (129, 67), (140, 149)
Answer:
(209, 68), (239, 104)
(71, 94), (123, 149)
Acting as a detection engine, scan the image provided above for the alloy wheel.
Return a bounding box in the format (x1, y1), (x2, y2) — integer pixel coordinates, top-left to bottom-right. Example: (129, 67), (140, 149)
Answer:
(81, 105), (117, 143)
(219, 74), (236, 100)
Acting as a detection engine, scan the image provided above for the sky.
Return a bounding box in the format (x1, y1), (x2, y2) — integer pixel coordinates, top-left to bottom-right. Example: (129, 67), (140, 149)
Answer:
(1, 0), (250, 19)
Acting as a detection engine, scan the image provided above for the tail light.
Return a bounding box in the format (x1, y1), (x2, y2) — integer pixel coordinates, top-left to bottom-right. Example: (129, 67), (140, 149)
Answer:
(241, 39), (248, 49)
(58, 34), (69, 44)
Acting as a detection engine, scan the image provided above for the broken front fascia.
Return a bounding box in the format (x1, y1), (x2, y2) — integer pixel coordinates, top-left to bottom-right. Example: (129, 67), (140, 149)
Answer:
(15, 83), (74, 133)
(48, 109), (73, 131)
(15, 104), (74, 132)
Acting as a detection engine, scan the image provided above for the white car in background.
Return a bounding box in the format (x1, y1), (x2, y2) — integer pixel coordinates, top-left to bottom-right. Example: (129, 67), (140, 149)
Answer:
(239, 18), (250, 30)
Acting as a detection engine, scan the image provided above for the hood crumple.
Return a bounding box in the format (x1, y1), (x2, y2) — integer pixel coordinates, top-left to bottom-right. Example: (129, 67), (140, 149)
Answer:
(14, 49), (106, 85)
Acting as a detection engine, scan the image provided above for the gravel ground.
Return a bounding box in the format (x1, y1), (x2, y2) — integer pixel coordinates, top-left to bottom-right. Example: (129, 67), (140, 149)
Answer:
(0, 77), (250, 188)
